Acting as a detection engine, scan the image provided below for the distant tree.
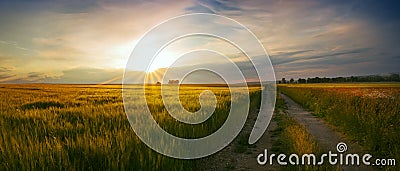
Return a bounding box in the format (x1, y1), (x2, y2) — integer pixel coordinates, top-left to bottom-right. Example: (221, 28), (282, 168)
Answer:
(390, 74), (400, 82)
(321, 77), (331, 83)
(284, 74), (399, 84)
(281, 78), (286, 84)
(298, 78), (307, 83)
(315, 77), (321, 83)
(168, 80), (179, 85)
(350, 76), (356, 82)
(333, 77), (345, 83)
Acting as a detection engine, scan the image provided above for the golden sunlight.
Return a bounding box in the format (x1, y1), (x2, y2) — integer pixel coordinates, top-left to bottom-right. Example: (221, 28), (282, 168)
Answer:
(146, 49), (179, 72)
(145, 68), (164, 83)
(109, 42), (136, 69)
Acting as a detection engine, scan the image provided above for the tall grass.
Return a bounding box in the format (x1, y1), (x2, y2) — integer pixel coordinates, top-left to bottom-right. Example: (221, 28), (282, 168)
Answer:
(272, 94), (333, 171)
(278, 84), (400, 166)
(0, 84), (262, 170)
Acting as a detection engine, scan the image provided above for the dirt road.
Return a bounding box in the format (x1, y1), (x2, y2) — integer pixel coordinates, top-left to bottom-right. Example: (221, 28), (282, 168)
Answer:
(201, 93), (373, 170)
(199, 107), (280, 171)
(280, 93), (373, 171)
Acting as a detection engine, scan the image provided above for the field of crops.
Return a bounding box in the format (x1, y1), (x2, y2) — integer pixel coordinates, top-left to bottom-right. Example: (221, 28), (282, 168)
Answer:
(278, 83), (400, 163)
(0, 84), (261, 170)
(2, 83), (398, 170)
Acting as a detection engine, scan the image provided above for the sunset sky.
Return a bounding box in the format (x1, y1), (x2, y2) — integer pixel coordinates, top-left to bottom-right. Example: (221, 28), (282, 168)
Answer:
(0, 0), (399, 83)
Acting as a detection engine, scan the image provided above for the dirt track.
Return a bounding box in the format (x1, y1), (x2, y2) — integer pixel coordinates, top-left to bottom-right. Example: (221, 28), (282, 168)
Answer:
(201, 94), (373, 170)
(199, 108), (280, 171)
(280, 93), (373, 171)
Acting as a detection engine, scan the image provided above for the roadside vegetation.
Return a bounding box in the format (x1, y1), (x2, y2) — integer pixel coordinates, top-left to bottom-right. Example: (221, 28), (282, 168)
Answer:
(270, 94), (334, 170)
(279, 83), (400, 170)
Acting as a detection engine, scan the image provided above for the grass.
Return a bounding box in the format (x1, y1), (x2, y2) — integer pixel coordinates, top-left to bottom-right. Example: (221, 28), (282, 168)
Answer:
(270, 94), (334, 170)
(233, 133), (256, 154)
(21, 101), (65, 110)
(278, 83), (400, 169)
(3, 82), (396, 170)
(0, 84), (262, 170)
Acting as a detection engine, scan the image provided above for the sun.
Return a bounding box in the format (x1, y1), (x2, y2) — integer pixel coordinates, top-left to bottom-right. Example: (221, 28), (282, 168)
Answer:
(144, 67), (165, 84)
(146, 64), (160, 73)
(109, 42), (136, 69)
(146, 50), (177, 73)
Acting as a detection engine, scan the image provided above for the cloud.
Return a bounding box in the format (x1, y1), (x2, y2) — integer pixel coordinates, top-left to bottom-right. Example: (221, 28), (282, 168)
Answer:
(185, 2), (217, 14)
(0, 65), (124, 84)
(0, 0), (195, 83)
(0, 65), (15, 72)
(272, 48), (371, 65)
(1, 0), (399, 83)
(185, 0), (241, 14)
(0, 65), (16, 81)
(52, 67), (124, 84)
(200, 0), (400, 79)
(0, 40), (30, 51)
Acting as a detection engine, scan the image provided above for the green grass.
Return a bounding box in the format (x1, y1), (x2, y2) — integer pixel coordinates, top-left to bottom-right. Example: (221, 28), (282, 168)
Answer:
(270, 94), (335, 170)
(0, 84), (262, 170)
(278, 83), (400, 170)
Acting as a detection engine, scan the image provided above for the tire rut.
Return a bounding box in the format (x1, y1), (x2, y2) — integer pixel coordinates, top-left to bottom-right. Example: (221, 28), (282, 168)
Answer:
(280, 93), (374, 171)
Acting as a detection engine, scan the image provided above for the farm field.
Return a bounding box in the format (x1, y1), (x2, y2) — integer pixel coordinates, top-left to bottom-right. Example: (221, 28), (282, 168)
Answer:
(0, 84), (262, 170)
(278, 83), (400, 166)
(1, 83), (398, 170)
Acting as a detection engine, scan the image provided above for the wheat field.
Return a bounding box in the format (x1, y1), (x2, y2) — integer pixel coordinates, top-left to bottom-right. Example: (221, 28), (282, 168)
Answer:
(0, 84), (261, 170)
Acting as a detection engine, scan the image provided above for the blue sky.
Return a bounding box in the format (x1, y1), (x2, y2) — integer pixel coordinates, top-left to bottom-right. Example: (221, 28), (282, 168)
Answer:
(0, 0), (399, 83)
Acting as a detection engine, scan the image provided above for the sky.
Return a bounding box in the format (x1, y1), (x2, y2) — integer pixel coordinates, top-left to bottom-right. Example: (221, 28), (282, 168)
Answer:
(0, 0), (399, 83)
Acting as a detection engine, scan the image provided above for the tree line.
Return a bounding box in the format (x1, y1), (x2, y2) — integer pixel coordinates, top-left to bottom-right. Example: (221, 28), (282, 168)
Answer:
(278, 73), (400, 84)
